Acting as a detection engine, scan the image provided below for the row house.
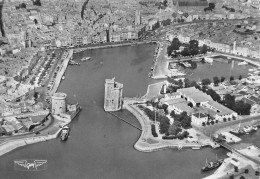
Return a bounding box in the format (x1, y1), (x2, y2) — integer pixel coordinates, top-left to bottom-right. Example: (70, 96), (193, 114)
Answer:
(248, 49), (260, 59)
(233, 46), (249, 57)
(6, 31), (26, 48)
(211, 42), (231, 53)
(110, 32), (121, 42)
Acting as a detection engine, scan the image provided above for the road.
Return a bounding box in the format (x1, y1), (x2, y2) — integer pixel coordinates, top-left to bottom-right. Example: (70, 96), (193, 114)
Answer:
(195, 114), (260, 136)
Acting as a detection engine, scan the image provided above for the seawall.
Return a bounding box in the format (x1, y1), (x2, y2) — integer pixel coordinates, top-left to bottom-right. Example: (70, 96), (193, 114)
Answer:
(73, 41), (152, 52)
(0, 129), (61, 157)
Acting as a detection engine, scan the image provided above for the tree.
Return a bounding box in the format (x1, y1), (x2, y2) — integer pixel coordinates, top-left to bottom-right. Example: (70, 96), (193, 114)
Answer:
(223, 118), (227, 122)
(201, 44), (208, 54)
(181, 47), (190, 56)
(188, 102), (193, 108)
(181, 116), (192, 128)
(178, 79), (184, 88)
(233, 101), (251, 115)
(239, 176), (245, 179)
(230, 76), (234, 81)
(21, 3), (26, 8)
(174, 121), (182, 127)
(234, 166), (239, 172)
(202, 122), (205, 126)
(239, 75), (242, 80)
(32, 0), (41, 6)
(209, 3), (215, 10)
(168, 124), (181, 135)
(159, 116), (170, 134)
(170, 110), (175, 118)
(171, 38), (181, 51)
(184, 78), (190, 88)
(189, 40), (199, 56)
(213, 76), (220, 86)
(33, 91), (38, 99)
(207, 89), (221, 102)
(244, 169), (249, 174)
(202, 78), (211, 86)
(220, 76), (225, 82)
(167, 38), (181, 56)
(223, 94), (235, 109)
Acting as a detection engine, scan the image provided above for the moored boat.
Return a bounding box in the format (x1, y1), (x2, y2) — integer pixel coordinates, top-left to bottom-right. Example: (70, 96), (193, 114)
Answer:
(243, 125), (253, 134)
(238, 61), (248, 66)
(192, 146), (201, 150)
(81, 57), (91, 61)
(60, 125), (70, 141)
(204, 57), (213, 63)
(201, 156), (223, 172)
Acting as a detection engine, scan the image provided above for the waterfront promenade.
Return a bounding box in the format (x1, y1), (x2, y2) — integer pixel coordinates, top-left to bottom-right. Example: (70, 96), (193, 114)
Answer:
(72, 40), (152, 52)
(50, 49), (73, 95)
(151, 42), (172, 79)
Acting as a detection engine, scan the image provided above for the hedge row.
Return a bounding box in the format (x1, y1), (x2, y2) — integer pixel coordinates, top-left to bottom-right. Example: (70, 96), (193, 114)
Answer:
(151, 124), (158, 137)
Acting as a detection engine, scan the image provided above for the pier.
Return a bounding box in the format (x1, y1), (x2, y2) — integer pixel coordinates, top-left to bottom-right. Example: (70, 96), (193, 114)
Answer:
(107, 111), (142, 131)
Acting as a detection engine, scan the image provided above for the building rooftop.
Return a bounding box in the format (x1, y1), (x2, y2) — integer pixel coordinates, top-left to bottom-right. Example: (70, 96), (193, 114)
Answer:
(177, 87), (201, 96)
(193, 112), (207, 118)
(161, 97), (186, 105)
(208, 101), (236, 115)
(189, 93), (212, 103)
(241, 97), (256, 105)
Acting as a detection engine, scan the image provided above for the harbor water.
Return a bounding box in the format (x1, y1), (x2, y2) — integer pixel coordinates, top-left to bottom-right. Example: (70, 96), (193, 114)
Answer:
(0, 44), (239, 179)
(182, 59), (251, 82)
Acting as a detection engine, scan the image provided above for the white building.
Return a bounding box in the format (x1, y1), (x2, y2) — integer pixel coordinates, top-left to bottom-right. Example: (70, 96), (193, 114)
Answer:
(191, 113), (208, 125)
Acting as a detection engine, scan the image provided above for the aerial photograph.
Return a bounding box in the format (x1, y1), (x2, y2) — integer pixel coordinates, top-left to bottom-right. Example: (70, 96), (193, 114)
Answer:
(0, 0), (260, 178)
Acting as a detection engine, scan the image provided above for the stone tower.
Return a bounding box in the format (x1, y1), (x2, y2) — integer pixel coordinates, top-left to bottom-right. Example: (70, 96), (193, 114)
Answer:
(104, 77), (123, 111)
(51, 92), (67, 115)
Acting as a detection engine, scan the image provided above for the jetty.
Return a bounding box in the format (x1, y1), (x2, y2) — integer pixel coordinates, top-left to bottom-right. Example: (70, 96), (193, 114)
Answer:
(107, 111), (142, 131)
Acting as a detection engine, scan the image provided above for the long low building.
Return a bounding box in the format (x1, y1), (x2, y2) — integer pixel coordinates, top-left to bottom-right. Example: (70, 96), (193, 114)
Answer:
(160, 87), (238, 124)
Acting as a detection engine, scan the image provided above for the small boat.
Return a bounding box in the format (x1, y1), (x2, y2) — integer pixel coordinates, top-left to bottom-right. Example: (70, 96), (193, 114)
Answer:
(238, 61), (248, 66)
(243, 126), (253, 133)
(252, 125), (258, 131)
(62, 76), (65, 80)
(201, 155), (223, 172)
(204, 57), (213, 63)
(192, 146), (201, 150)
(81, 57), (91, 61)
(230, 120), (246, 136)
(60, 125), (70, 141)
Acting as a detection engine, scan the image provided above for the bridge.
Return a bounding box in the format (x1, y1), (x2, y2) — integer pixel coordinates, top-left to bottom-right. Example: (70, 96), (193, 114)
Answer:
(219, 142), (260, 165)
(107, 111), (142, 131)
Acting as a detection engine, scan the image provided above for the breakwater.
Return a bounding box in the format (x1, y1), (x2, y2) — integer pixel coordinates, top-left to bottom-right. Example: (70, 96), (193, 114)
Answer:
(0, 129), (61, 157)
(107, 111), (142, 131)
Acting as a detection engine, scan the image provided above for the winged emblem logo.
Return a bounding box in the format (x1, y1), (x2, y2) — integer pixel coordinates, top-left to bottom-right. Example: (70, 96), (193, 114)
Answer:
(14, 159), (47, 171)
